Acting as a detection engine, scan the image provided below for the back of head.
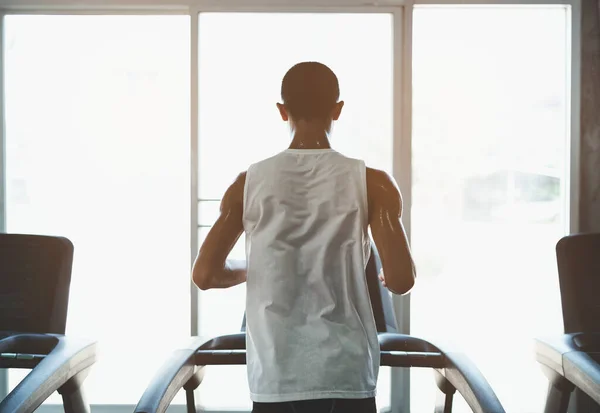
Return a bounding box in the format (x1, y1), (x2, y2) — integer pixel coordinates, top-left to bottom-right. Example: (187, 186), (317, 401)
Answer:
(281, 62), (340, 122)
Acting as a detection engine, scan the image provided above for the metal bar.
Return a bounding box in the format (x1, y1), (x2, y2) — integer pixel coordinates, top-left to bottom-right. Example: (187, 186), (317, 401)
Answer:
(0, 0), (580, 14)
(193, 350), (445, 368)
(396, 0), (412, 325)
(391, 5), (411, 413)
(567, 0), (581, 235)
(0, 13), (6, 235)
(190, 10), (200, 337)
(189, 5), (404, 12)
(37, 406), (255, 413)
(435, 391), (454, 413)
(0, 12), (9, 403)
(391, 0), (412, 335)
(185, 389), (196, 413)
(0, 353), (46, 360)
(0, 8), (189, 14)
(544, 381), (572, 413)
(0, 4), (409, 14)
(414, 0), (576, 4)
(60, 373), (91, 413)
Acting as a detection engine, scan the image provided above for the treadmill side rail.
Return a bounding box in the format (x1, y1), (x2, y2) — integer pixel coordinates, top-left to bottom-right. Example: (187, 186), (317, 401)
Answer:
(0, 335), (97, 413)
(134, 336), (209, 413)
(134, 332), (506, 413)
(563, 350), (600, 406)
(435, 350), (506, 413)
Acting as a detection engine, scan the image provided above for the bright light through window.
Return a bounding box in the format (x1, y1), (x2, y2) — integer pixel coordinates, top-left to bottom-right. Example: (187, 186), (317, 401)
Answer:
(5, 15), (191, 405)
(197, 12), (394, 411)
(410, 6), (570, 412)
(2, 7), (574, 412)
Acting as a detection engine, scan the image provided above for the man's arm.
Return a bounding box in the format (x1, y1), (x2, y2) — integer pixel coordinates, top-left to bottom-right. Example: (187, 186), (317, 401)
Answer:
(367, 167), (416, 295)
(192, 172), (246, 291)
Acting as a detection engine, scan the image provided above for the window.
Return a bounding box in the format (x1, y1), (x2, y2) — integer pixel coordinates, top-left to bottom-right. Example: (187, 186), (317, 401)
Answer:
(196, 12), (394, 410)
(0, 2), (579, 412)
(5, 15), (191, 405)
(410, 6), (570, 412)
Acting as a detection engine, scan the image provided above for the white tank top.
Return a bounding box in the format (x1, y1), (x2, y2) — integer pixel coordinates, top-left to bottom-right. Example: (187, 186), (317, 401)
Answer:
(243, 148), (380, 403)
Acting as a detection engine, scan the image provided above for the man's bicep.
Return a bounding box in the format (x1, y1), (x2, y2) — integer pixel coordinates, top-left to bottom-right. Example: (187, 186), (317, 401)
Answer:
(368, 170), (414, 294)
(202, 209), (244, 261)
(367, 168), (403, 232)
(202, 172), (246, 260)
(192, 174), (245, 287)
(369, 198), (404, 251)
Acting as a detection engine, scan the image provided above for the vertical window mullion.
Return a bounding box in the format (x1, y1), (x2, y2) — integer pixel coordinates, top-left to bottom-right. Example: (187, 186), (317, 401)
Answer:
(391, 5), (412, 413)
(568, 0), (581, 235)
(0, 12), (8, 401)
(190, 9), (200, 338)
(190, 8), (200, 336)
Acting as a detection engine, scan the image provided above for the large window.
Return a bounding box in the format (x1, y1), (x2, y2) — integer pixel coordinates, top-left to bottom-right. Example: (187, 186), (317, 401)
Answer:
(196, 12), (394, 410)
(0, 2), (579, 412)
(4, 15), (191, 405)
(410, 6), (571, 412)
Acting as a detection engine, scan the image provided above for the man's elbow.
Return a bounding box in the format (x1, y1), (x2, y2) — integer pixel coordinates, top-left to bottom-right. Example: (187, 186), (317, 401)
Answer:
(388, 279), (415, 295)
(192, 268), (211, 291)
(387, 268), (416, 295)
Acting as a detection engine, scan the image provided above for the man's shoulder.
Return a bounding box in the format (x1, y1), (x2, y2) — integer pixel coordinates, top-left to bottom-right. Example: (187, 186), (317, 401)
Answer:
(365, 167), (401, 208)
(366, 167), (395, 188)
(234, 171), (247, 185)
(221, 170), (247, 210)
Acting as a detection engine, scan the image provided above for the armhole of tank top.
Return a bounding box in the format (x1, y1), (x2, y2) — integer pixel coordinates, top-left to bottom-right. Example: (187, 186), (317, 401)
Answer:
(358, 160), (369, 230)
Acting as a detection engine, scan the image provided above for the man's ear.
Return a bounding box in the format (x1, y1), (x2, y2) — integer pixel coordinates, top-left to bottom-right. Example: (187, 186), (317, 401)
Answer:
(332, 101), (344, 121)
(277, 103), (289, 121)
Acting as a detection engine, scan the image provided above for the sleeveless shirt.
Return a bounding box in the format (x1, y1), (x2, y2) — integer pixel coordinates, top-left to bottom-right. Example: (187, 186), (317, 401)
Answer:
(243, 148), (380, 403)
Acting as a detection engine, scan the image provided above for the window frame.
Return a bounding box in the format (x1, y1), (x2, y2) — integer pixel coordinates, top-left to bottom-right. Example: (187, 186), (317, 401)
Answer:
(0, 0), (581, 411)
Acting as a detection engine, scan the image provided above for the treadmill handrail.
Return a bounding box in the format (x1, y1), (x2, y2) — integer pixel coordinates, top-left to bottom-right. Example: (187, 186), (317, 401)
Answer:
(563, 351), (600, 406)
(536, 334), (600, 406)
(134, 336), (208, 413)
(435, 350), (506, 413)
(0, 334), (97, 413)
(535, 335), (578, 376)
(134, 333), (505, 413)
(380, 333), (505, 413)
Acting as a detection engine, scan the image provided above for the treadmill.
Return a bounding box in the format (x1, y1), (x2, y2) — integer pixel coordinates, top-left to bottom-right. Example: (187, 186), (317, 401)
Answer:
(135, 246), (505, 413)
(535, 233), (600, 413)
(0, 234), (97, 413)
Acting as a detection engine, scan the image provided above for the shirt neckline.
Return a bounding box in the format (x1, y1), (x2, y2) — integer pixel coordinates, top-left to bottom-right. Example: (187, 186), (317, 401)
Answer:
(284, 148), (336, 154)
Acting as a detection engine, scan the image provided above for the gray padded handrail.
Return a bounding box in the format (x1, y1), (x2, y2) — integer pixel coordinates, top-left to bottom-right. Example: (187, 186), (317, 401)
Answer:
(134, 337), (207, 413)
(0, 334), (97, 413)
(536, 333), (600, 406)
(134, 333), (506, 413)
(436, 350), (506, 413)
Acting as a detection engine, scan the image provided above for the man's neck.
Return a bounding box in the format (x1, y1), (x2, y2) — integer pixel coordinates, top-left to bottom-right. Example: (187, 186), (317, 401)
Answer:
(288, 120), (332, 150)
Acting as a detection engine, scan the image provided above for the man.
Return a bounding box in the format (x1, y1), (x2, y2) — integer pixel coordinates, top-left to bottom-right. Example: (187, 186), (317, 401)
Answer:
(192, 62), (416, 413)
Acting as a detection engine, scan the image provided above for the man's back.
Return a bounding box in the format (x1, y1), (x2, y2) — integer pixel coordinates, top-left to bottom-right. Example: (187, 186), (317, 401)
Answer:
(243, 148), (379, 403)
(191, 61), (415, 413)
